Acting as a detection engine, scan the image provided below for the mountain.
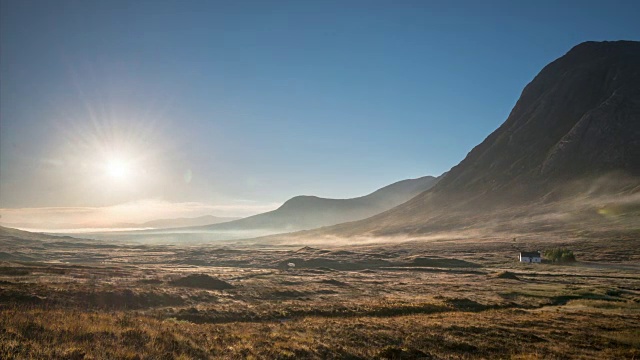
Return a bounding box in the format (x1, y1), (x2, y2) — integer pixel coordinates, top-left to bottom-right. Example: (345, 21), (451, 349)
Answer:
(0, 215), (238, 232)
(138, 215), (238, 229)
(0, 225), (90, 246)
(175, 175), (440, 235)
(270, 41), (640, 241)
(438, 40), (639, 193)
(0, 225), (61, 240)
(55, 176), (439, 243)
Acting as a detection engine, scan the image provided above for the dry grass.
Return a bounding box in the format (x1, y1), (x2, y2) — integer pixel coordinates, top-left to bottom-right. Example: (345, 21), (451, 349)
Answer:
(0, 228), (639, 359)
(1, 306), (638, 359)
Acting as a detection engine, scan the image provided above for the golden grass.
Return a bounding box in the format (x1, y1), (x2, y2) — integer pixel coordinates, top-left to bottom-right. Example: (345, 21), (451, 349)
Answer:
(1, 229), (639, 358)
(1, 306), (639, 359)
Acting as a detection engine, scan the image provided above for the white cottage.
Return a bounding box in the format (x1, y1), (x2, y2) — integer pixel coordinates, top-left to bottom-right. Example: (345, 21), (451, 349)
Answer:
(519, 251), (542, 263)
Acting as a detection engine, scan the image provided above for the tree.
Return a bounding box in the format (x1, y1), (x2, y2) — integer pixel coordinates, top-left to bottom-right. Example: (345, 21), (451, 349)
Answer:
(543, 248), (576, 263)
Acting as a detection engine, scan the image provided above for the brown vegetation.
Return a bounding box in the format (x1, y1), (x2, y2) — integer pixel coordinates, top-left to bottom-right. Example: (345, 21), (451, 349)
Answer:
(0, 227), (639, 359)
(169, 274), (234, 290)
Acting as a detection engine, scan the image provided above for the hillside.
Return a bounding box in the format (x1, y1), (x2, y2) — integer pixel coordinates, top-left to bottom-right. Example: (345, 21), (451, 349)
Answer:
(0, 215), (238, 232)
(0, 225), (72, 241)
(138, 215), (238, 229)
(0, 225), (102, 261)
(438, 40), (640, 193)
(182, 175), (439, 234)
(269, 41), (640, 241)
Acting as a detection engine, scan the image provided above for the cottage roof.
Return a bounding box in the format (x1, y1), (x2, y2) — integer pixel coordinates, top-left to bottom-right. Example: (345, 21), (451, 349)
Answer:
(520, 251), (541, 257)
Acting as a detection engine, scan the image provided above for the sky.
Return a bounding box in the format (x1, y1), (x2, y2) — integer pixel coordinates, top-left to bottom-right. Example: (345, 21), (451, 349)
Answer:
(1, 0), (639, 227)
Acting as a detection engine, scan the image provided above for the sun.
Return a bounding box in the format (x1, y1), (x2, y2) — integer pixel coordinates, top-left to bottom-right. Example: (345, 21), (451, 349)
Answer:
(106, 158), (130, 180)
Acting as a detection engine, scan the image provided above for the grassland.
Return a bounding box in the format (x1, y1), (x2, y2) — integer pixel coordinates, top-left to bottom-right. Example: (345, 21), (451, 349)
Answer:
(0, 227), (639, 359)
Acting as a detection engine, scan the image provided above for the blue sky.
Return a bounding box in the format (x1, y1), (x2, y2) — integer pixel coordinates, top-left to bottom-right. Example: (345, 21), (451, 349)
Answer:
(1, 0), (639, 222)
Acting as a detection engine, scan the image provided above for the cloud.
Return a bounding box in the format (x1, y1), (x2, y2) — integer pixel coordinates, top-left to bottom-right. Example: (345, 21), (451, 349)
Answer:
(0, 199), (280, 230)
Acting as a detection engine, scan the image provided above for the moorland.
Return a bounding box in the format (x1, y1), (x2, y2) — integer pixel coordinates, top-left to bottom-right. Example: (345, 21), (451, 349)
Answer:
(1, 226), (638, 359)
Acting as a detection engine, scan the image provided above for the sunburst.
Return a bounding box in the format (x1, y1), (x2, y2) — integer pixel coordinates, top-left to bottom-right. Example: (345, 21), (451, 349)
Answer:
(106, 157), (130, 180)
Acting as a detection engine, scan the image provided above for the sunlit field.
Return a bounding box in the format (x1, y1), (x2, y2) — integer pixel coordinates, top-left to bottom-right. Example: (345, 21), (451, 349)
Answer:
(1, 227), (639, 359)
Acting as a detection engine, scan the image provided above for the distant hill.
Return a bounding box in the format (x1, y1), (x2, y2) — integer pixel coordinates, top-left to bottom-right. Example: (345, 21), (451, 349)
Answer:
(0, 225), (87, 245)
(138, 215), (238, 229)
(164, 175), (440, 237)
(0, 215), (237, 232)
(0, 225), (53, 239)
(269, 41), (640, 241)
(13, 176), (438, 243)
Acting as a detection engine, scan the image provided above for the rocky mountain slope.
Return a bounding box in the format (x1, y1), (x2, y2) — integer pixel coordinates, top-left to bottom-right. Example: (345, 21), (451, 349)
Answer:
(271, 41), (640, 241)
(439, 40), (639, 193)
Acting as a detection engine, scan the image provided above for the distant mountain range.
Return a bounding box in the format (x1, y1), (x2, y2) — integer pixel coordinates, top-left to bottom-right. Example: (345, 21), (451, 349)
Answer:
(0, 214), (238, 232)
(122, 175), (440, 241)
(1, 175), (440, 242)
(193, 175), (439, 232)
(136, 215), (238, 229)
(270, 41), (640, 241)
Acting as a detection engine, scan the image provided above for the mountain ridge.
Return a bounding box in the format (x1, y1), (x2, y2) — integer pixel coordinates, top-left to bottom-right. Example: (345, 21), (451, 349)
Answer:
(0, 214), (239, 231)
(138, 215), (239, 229)
(185, 175), (440, 234)
(264, 40), (640, 241)
(435, 40), (640, 195)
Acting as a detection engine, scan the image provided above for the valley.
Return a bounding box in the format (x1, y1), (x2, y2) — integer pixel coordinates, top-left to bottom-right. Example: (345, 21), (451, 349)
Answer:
(1, 227), (638, 359)
(2, 6), (639, 357)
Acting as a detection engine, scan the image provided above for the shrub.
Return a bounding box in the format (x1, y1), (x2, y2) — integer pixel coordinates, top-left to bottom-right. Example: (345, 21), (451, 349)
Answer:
(169, 274), (234, 290)
(543, 248), (576, 263)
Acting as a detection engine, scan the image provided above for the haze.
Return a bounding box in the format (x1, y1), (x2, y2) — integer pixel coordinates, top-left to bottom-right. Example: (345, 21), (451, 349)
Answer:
(1, 0), (639, 229)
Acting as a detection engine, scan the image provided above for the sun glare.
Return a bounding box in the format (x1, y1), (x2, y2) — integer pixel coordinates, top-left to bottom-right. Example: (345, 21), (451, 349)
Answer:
(106, 158), (130, 180)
